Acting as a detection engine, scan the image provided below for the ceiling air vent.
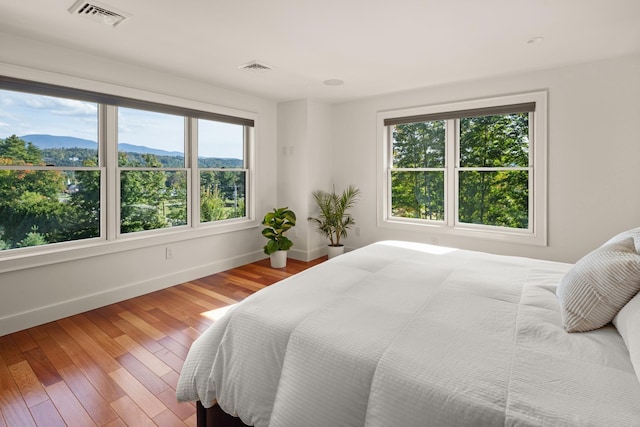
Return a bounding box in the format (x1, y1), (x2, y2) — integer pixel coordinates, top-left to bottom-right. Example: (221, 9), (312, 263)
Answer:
(239, 61), (273, 73)
(68, 0), (130, 27)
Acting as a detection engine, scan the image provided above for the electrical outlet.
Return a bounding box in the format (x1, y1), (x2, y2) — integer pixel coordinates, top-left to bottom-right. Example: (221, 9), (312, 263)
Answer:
(355, 227), (361, 237)
(165, 247), (174, 259)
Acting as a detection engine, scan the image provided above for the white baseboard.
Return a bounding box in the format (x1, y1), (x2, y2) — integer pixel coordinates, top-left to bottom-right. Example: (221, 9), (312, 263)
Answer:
(0, 250), (264, 337)
(289, 246), (329, 262)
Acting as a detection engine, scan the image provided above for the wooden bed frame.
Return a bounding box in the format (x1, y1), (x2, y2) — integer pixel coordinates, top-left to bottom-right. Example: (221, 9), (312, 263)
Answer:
(197, 401), (251, 427)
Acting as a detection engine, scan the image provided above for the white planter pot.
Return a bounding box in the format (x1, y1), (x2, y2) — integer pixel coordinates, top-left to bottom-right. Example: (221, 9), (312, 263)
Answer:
(327, 245), (345, 259)
(270, 250), (288, 268)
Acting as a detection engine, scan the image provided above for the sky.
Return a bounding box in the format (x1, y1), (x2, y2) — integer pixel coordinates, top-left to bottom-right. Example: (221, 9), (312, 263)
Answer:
(0, 89), (244, 159)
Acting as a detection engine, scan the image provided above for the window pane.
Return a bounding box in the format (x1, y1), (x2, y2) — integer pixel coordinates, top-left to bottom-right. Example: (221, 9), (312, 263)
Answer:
(459, 113), (529, 168)
(391, 171), (444, 220)
(0, 169), (100, 250)
(118, 108), (184, 167)
(458, 170), (528, 228)
(198, 119), (244, 168)
(0, 90), (98, 165)
(200, 171), (246, 222)
(120, 170), (187, 233)
(392, 121), (445, 168)
(0, 90), (100, 251)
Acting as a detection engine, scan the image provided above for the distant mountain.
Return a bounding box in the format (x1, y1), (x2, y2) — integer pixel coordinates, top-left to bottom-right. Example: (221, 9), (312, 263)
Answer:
(20, 134), (183, 157)
(21, 134), (96, 150)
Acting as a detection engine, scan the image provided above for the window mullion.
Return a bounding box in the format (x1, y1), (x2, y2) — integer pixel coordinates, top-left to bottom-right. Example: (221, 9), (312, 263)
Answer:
(446, 119), (457, 226)
(104, 105), (118, 241)
(189, 118), (199, 228)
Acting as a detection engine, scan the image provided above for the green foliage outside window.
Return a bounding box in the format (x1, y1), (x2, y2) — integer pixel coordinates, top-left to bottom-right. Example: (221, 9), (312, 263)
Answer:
(0, 135), (247, 250)
(458, 113), (529, 228)
(200, 170), (246, 223)
(391, 113), (529, 229)
(391, 121), (445, 220)
(0, 135), (100, 249)
(119, 152), (187, 233)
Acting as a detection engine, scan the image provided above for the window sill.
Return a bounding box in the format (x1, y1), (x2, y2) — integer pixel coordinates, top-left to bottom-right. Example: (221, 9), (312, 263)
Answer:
(380, 218), (547, 247)
(0, 218), (259, 274)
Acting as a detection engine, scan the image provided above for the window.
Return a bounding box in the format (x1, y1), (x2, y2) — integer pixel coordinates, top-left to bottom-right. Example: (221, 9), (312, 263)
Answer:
(378, 92), (547, 245)
(118, 108), (188, 233)
(0, 89), (102, 250)
(198, 119), (247, 223)
(0, 76), (255, 255)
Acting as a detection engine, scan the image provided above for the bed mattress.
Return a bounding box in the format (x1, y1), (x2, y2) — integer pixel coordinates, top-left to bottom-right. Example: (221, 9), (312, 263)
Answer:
(177, 240), (640, 426)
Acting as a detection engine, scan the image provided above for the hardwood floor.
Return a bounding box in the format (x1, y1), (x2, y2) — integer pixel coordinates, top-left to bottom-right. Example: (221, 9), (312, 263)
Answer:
(0, 257), (326, 427)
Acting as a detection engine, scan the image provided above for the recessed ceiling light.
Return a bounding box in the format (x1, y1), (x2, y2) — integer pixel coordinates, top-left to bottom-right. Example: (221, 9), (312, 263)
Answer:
(527, 36), (544, 45)
(323, 79), (344, 86)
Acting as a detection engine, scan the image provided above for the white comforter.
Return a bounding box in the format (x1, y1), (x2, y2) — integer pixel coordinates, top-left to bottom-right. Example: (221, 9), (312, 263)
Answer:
(177, 241), (640, 426)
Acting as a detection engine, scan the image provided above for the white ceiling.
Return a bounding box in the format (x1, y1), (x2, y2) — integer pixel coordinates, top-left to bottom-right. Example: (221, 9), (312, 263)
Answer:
(1, 0), (639, 103)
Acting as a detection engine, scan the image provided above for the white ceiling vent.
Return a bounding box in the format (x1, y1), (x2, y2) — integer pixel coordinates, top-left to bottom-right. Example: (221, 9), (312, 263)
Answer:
(239, 61), (273, 73)
(68, 0), (130, 27)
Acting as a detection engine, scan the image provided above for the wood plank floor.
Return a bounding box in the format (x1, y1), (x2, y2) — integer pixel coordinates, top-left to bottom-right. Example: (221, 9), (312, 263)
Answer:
(0, 257), (326, 427)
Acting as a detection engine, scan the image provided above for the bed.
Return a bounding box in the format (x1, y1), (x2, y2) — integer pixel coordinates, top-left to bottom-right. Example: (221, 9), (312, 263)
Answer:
(177, 237), (640, 427)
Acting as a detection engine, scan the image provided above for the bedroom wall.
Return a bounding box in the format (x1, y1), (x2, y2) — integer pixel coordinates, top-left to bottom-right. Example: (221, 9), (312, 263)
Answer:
(330, 54), (640, 263)
(0, 33), (278, 336)
(276, 99), (333, 261)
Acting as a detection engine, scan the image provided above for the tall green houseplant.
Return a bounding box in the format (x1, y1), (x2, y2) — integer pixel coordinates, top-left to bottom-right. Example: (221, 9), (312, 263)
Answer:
(309, 185), (361, 248)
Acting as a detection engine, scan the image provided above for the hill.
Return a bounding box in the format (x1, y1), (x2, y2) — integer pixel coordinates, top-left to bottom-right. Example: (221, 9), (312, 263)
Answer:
(20, 134), (183, 157)
(15, 134), (241, 168)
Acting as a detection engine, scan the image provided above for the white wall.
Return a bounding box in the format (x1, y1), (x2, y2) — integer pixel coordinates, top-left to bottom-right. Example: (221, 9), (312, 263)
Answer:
(0, 33), (278, 336)
(276, 99), (333, 260)
(331, 55), (640, 263)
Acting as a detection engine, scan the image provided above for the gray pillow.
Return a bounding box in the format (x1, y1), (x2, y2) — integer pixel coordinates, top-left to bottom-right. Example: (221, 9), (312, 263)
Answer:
(557, 237), (640, 332)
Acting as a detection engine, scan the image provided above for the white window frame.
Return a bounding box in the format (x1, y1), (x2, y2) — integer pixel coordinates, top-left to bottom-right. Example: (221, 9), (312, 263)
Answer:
(377, 91), (547, 246)
(193, 119), (251, 228)
(0, 74), (257, 272)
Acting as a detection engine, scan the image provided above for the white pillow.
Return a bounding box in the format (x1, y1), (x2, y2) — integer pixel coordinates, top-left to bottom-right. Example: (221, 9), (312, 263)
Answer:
(557, 237), (640, 332)
(604, 226), (640, 252)
(613, 291), (640, 383)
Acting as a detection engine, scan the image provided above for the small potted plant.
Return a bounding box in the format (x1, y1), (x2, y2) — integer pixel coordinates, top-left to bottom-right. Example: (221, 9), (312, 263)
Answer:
(262, 207), (296, 268)
(308, 185), (361, 259)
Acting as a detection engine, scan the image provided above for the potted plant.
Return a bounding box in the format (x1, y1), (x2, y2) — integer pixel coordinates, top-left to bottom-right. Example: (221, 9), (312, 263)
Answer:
(308, 185), (361, 259)
(262, 207), (296, 268)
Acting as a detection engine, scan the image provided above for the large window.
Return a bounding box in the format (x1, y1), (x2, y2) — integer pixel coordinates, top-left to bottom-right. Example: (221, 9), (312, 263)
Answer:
(379, 92), (547, 245)
(0, 77), (254, 254)
(198, 119), (247, 223)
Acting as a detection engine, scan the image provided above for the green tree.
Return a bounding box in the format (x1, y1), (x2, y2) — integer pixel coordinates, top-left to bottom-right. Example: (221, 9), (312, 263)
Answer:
(200, 170), (245, 220)
(17, 225), (48, 247)
(458, 113), (529, 228)
(390, 114), (529, 228)
(41, 147), (98, 166)
(200, 184), (227, 222)
(60, 158), (101, 241)
(119, 152), (169, 232)
(165, 170), (187, 226)
(0, 136), (67, 246)
(0, 135), (42, 164)
(391, 121), (445, 219)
